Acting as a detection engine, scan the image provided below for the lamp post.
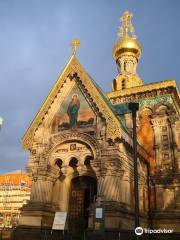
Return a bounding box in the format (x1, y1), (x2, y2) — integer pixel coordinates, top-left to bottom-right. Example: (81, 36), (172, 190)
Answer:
(0, 116), (3, 130)
(128, 102), (139, 229)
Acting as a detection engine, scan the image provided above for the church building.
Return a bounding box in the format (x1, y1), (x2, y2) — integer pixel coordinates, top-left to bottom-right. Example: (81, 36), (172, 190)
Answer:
(13, 11), (180, 239)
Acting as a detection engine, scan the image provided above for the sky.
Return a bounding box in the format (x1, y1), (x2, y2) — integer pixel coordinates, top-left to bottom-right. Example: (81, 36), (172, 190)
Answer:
(0, 0), (180, 173)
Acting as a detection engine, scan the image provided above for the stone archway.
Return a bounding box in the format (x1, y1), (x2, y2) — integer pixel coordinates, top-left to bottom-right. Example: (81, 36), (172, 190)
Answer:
(49, 138), (98, 219)
(49, 139), (97, 239)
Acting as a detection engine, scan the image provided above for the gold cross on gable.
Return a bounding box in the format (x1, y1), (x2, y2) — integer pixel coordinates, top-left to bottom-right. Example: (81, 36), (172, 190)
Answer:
(71, 38), (80, 55)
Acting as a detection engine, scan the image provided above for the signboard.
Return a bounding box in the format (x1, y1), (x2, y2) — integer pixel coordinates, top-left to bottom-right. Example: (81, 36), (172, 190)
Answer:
(93, 196), (105, 235)
(95, 208), (103, 219)
(52, 212), (67, 230)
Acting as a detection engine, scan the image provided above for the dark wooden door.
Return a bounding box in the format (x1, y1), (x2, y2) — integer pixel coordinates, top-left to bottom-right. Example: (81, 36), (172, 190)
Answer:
(68, 177), (97, 239)
(68, 189), (85, 238)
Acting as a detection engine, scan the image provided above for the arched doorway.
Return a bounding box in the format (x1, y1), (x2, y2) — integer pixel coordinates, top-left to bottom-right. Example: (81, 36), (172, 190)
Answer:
(68, 176), (97, 238)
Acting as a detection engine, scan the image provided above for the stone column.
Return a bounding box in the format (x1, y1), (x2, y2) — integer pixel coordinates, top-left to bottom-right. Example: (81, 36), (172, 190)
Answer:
(98, 175), (121, 201)
(31, 177), (54, 203)
(18, 163), (58, 228)
(119, 172), (131, 205)
(96, 150), (132, 230)
(58, 166), (74, 211)
(118, 144), (131, 206)
(175, 121), (180, 170)
(151, 116), (163, 170)
(97, 156), (123, 202)
(169, 117), (180, 171)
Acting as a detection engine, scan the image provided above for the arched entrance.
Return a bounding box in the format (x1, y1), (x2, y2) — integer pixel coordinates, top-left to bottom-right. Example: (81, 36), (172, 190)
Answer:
(68, 176), (97, 238)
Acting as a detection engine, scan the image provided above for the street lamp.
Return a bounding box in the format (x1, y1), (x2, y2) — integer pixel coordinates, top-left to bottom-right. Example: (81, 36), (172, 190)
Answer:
(0, 116), (3, 130)
(128, 102), (139, 229)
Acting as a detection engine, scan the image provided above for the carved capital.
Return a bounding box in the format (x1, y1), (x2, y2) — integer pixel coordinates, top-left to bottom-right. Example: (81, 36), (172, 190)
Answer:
(100, 160), (123, 177)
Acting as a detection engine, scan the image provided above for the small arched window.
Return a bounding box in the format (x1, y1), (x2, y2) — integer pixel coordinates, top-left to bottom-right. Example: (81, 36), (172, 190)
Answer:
(69, 157), (78, 168)
(84, 155), (93, 166)
(122, 79), (126, 89)
(124, 61), (127, 71)
(113, 78), (117, 91)
(55, 159), (63, 169)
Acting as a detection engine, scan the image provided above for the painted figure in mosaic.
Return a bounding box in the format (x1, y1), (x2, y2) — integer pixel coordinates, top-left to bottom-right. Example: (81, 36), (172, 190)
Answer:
(67, 94), (80, 127)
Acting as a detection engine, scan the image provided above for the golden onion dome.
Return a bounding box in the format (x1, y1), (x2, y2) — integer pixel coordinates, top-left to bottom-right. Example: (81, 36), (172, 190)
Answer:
(113, 11), (142, 60)
(113, 36), (142, 60)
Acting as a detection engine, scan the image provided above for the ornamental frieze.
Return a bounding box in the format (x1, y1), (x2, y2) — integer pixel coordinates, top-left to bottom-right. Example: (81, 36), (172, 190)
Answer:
(107, 80), (177, 100)
(112, 94), (174, 110)
(151, 173), (180, 185)
(101, 148), (121, 157)
(49, 132), (100, 158)
(100, 160), (124, 177)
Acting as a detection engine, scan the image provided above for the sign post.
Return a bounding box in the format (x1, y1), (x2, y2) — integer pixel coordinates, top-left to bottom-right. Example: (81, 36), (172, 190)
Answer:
(93, 195), (105, 238)
(52, 212), (67, 236)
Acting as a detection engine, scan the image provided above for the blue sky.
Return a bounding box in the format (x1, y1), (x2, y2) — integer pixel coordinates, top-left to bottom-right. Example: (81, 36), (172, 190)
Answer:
(0, 0), (180, 173)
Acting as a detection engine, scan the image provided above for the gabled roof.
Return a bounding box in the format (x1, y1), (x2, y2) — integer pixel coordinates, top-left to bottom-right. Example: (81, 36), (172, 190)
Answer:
(87, 73), (115, 112)
(22, 55), (131, 149)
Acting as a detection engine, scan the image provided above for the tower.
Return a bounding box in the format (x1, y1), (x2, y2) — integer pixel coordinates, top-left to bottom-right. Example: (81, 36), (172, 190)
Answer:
(112, 11), (143, 91)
